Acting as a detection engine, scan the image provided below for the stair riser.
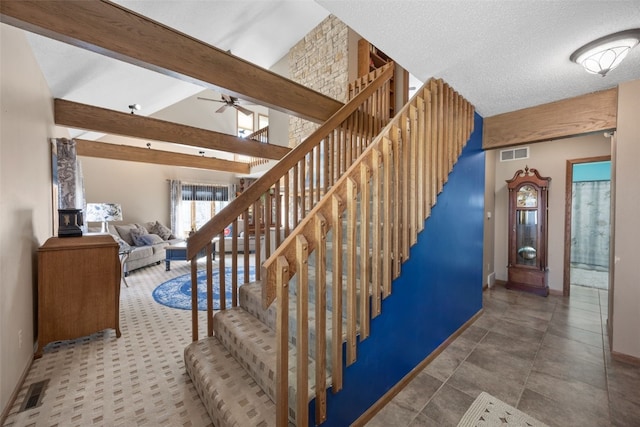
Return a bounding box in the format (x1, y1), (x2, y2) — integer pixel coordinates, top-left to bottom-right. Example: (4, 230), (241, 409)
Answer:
(184, 338), (276, 427)
(239, 283), (351, 366)
(213, 307), (328, 425)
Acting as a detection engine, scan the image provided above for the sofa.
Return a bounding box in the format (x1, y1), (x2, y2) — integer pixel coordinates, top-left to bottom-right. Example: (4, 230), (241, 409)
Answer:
(214, 219), (260, 255)
(109, 221), (184, 275)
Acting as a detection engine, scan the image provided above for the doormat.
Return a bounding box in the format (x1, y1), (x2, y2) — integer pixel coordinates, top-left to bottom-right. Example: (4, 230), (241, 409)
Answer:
(457, 392), (549, 427)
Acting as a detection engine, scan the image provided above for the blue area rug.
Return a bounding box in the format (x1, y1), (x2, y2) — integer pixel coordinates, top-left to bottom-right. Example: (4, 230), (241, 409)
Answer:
(152, 267), (255, 311)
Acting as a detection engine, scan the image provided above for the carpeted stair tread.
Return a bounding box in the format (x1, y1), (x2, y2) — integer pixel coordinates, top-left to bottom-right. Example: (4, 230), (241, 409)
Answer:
(213, 306), (331, 425)
(240, 274), (370, 322)
(184, 337), (277, 427)
(239, 281), (349, 364)
(238, 275), (373, 332)
(238, 282), (278, 330)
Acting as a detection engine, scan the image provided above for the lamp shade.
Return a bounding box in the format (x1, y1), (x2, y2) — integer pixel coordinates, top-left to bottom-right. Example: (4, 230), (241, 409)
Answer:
(86, 203), (123, 222)
(570, 29), (640, 76)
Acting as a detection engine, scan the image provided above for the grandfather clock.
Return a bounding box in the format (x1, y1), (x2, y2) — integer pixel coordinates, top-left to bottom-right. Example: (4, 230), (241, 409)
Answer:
(506, 166), (550, 296)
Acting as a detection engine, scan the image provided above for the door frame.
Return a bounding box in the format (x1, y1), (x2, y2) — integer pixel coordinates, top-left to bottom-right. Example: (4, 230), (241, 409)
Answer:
(563, 155), (611, 296)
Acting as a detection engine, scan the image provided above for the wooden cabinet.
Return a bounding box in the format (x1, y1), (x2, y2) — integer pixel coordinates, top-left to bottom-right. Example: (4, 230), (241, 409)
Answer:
(506, 166), (551, 296)
(37, 235), (121, 357)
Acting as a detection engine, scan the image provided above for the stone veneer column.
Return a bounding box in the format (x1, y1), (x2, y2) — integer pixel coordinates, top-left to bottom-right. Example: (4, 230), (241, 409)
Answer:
(56, 137), (80, 209)
(288, 15), (349, 148)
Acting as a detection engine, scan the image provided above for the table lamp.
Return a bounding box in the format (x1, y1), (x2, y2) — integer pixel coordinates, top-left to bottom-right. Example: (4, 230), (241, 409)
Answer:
(86, 203), (123, 233)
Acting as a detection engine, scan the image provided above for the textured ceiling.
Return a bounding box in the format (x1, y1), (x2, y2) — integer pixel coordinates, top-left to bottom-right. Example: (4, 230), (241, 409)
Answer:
(318, 0), (640, 116)
(20, 0), (640, 126)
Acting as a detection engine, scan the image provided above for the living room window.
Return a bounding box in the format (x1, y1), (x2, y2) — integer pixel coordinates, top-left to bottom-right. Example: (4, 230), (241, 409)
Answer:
(179, 183), (230, 237)
(237, 110), (254, 137)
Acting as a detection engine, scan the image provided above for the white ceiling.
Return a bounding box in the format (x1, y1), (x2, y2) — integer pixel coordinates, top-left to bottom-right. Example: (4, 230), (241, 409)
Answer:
(22, 0), (640, 127)
(319, 0), (640, 116)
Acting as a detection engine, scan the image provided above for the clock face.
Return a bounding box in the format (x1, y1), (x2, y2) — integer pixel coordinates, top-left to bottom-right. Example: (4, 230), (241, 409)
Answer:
(516, 184), (538, 208)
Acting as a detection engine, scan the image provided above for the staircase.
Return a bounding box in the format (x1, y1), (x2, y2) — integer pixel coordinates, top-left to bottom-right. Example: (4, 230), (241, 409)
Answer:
(183, 65), (475, 426)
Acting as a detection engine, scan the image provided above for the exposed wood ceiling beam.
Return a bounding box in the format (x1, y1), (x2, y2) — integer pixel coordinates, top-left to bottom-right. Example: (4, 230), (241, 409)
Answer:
(0, 0), (343, 123)
(76, 139), (250, 174)
(483, 88), (618, 149)
(55, 99), (290, 160)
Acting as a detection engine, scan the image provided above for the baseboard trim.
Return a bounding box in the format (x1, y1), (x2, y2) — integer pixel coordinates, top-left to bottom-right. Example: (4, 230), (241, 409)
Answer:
(0, 354), (34, 425)
(611, 350), (640, 366)
(549, 289), (563, 296)
(352, 308), (484, 426)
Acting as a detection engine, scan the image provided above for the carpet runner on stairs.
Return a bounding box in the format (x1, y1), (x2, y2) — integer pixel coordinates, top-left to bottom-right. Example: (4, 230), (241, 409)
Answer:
(184, 279), (344, 426)
(184, 221), (374, 426)
(239, 282), (349, 365)
(213, 306), (327, 415)
(184, 338), (276, 427)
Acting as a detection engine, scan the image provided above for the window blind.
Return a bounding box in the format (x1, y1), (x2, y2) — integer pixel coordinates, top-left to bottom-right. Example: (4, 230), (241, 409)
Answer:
(181, 184), (229, 201)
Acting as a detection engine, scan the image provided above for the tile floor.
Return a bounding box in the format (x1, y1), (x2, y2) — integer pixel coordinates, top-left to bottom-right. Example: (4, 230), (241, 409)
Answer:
(3, 260), (639, 426)
(366, 284), (640, 426)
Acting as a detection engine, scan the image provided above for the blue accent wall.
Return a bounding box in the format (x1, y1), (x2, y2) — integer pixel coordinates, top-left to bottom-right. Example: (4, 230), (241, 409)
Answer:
(310, 112), (485, 426)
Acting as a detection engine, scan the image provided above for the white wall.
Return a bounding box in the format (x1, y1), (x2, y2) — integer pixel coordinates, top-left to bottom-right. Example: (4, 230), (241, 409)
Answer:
(152, 89), (238, 137)
(83, 81), (278, 228)
(81, 155), (236, 236)
(268, 53), (292, 148)
(0, 24), (67, 414)
(152, 88), (270, 146)
(612, 79), (640, 358)
(483, 149), (496, 287)
(492, 134), (610, 293)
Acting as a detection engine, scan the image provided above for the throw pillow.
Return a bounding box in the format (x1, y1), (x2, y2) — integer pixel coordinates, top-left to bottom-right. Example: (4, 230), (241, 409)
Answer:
(114, 224), (139, 246)
(135, 223), (149, 233)
(151, 221), (173, 240)
(139, 234), (164, 246)
(129, 227), (149, 246)
(111, 234), (131, 251)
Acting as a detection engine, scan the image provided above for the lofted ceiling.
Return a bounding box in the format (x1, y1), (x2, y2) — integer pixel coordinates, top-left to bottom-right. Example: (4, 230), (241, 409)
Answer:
(10, 1), (640, 139)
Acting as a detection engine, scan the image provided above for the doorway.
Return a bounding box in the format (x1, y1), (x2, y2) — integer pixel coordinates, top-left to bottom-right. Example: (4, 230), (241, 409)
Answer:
(563, 156), (611, 296)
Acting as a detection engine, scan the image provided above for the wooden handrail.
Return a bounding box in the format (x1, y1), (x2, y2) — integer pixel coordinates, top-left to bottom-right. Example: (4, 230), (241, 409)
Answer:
(261, 78), (468, 298)
(186, 63), (394, 260)
(247, 126), (269, 143)
(262, 77), (475, 425)
(245, 126), (271, 167)
(187, 62), (395, 347)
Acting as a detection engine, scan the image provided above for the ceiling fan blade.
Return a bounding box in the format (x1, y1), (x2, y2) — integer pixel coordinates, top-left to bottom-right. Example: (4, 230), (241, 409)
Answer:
(197, 96), (224, 103)
(235, 105), (253, 116)
(215, 104), (228, 113)
(221, 93), (233, 103)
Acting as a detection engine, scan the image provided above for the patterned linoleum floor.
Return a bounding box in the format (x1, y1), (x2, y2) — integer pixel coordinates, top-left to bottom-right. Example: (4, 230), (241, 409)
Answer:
(366, 284), (640, 427)
(4, 263), (640, 426)
(3, 260), (214, 427)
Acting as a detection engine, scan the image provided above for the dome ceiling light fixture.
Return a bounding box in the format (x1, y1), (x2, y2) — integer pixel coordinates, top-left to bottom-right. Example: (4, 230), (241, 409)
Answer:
(570, 29), (640, 77)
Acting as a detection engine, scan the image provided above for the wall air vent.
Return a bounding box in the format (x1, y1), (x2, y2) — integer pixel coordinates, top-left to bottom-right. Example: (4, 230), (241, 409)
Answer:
(500, 146), (529, 162)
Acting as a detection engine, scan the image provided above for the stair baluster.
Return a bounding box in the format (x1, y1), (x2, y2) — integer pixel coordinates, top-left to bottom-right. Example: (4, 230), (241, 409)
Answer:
(184, 66), (478, 427)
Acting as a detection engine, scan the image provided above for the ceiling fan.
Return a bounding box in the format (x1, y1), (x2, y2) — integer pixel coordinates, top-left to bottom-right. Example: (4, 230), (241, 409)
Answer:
(197, 94), (253, 116)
